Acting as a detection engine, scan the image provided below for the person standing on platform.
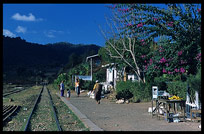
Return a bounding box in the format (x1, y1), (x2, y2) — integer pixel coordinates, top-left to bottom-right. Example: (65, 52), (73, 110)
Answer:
(75, 78), (80, 97)
(60, 81), (65, 97)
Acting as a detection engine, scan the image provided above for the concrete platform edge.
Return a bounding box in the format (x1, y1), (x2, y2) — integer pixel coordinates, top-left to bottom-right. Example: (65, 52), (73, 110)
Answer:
(56, 93), (103, 131)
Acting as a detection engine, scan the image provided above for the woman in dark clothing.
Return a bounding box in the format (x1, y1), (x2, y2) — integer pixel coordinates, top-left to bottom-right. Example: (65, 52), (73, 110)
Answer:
(93, 80), (102, 104)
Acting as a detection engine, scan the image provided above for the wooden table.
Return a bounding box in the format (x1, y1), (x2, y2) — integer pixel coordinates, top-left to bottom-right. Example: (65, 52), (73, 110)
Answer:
(152, 99), (186, 122)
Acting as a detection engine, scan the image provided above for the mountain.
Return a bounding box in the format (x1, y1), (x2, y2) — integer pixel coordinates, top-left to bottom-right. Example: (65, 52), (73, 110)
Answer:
(3, 36), (100, 84)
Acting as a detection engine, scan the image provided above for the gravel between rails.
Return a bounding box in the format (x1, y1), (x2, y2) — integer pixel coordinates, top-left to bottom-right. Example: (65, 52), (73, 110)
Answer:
(67, 92), (201, 131)
(29, 86), (58, 131)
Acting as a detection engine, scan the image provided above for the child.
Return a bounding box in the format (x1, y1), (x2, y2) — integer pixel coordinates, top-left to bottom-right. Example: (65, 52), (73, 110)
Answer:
(67, 89), (71, 98)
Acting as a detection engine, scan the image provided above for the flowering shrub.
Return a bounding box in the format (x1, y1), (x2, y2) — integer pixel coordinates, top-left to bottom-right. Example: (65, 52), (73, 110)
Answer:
(180, 68), (185, 73)
(167, 21), (174, 27)
(137, 23), (143, 28)
(160, 57), (167, 63)
(177, 51), (183, 56)
(104, 4), (201, 86)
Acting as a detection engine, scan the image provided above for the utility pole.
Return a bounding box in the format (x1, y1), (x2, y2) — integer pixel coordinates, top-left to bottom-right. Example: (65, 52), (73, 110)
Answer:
(86, 54), (99, 81)
(90, 58), (92, 81)
(36, 76), (37, 86)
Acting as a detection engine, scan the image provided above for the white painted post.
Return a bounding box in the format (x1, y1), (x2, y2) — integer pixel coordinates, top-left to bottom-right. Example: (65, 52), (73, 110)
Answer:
(195, 91), (199, 109)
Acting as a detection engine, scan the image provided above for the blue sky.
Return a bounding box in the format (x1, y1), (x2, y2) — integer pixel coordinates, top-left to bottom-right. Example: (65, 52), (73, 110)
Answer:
(3, 4), (112, 46)
(3, 4), (201, 46)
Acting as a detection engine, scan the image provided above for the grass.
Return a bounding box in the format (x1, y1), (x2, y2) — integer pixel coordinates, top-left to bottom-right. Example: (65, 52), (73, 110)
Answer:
(3, 84), (89, 131)
(3, 85), (41, 131)
(48, 84), (89, 131)
(28, 87), (59, 131)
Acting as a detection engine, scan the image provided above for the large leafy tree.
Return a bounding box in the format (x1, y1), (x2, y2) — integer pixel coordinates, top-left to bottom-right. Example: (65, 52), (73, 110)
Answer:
(100, 4), (201, 82)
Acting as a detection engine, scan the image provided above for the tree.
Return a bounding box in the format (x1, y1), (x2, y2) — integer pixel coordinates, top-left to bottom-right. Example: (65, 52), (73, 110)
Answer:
(100, 4), (201, 82)
(125, 4), (201, 78)
(99, 5), (153, 83)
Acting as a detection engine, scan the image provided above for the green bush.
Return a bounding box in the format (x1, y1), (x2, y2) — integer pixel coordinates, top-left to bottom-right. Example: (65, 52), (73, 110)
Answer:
(186, 68), (201, 102)
(142, 82), (152, 101)
(130, 82), (152, 102)
(187, 68), (201, 93)
(116, 81), (133, 100)
(153, 76), (168, 91)
(167, 81), (187, 100)
(80, 80), (95, 91)
(116, 81), (152, 102)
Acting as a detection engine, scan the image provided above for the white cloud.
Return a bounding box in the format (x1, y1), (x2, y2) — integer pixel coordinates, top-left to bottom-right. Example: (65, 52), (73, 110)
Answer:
(3, 29), (16, 37)
(11, 13), (43, 22)
(44, 30), (55, 38)
(16, 26), (27, 34)
(44, 30), (64, 38)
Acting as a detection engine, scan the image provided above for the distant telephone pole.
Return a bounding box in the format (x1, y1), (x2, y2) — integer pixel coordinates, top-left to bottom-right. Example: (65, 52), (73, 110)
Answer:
(90, 58), (92, 81)
(86, 54), (99, 81)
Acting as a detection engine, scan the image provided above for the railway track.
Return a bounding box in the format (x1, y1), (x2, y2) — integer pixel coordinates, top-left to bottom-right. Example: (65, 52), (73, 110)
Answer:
(24, 85), (62, 131)
(3, 88), (27, 97)
(3, 105), (20, 122)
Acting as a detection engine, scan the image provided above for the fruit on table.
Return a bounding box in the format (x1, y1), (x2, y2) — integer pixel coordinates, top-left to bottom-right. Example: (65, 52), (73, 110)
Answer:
(168, 95), (182, 100)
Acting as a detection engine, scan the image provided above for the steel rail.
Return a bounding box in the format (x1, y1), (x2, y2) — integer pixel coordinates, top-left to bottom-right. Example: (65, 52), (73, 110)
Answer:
(3, 105), (12, 113)
(47, 86), (62, 131)
(3, 105), (10, 110)
(24, 86), (44, 131)
(24, 85), (62, 131)
(3, 106), (16, 116)
(3, 88), (27, 97)
(3, 105), (19, 122)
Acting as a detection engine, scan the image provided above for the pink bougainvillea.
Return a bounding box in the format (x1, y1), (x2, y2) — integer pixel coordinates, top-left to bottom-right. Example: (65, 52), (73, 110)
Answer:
(144, 65), (148, 70)
(160, 57), (167, 63)
(141, 42), (146, 45)
(152, 17), (158, 21)
(180, 68), (185, 73)
(118, 8), (122, 12)
(174, 68), (179, 72)
(137, 23), (143, 28)
(195, 53), (201, 62)
(141, 55), (146, 58)
(127, 23), (133, 26)
(168, 71), (173, 74)
(140, 39), (144, 42)
(162, 68), (167, 73)
(177, 51), (183, 56)
(167, 21), (173, 27)
(154, 66), (159, 69)
(149, 58), (153, 64)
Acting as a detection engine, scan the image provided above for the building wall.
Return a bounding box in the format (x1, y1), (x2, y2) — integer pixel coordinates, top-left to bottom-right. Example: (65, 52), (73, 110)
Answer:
(106, 67), (117, 83)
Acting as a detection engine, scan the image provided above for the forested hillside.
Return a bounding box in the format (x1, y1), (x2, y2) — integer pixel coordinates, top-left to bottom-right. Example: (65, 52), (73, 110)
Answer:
(3, 36), (100, 84)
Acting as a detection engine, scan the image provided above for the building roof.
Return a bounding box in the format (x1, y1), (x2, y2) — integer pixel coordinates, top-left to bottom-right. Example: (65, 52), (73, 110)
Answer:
(101, 63), (115, 68)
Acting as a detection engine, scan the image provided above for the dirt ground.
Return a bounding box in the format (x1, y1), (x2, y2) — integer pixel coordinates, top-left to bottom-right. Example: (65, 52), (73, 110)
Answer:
(67, 91), (201, 131)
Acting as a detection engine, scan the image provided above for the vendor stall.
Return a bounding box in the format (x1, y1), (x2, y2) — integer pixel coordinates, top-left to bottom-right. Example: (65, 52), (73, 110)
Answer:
(151, 86), (186, 123)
